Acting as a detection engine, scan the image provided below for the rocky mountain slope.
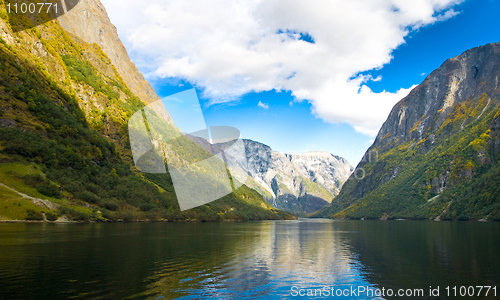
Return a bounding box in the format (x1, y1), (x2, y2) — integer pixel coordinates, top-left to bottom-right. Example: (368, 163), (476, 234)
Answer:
(218, 139), (353, 215)
(313, 43), (500, 221)
(0, 0), (294, 222)
(58, 0), (159, 105)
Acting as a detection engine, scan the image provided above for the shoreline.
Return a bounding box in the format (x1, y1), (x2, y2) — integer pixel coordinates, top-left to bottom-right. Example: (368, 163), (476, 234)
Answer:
(0, 217), (292, 224)
(0, 218), (496, 224)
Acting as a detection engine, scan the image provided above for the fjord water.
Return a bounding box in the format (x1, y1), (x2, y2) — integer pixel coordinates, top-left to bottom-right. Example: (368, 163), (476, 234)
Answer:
(0, 220), (498, 299)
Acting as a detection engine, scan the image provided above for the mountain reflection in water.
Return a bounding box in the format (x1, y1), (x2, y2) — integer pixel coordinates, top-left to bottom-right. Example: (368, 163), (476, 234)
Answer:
(0, 219), (498, 299)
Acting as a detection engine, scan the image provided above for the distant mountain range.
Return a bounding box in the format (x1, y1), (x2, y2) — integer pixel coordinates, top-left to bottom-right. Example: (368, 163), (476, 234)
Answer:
(314, 42), (500, 221)
(217, 139), (353, 215)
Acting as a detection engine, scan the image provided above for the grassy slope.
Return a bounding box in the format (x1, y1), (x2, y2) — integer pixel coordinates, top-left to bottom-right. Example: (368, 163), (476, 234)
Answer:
(0, 4), (295, 222)
(313, 94), (500, 221)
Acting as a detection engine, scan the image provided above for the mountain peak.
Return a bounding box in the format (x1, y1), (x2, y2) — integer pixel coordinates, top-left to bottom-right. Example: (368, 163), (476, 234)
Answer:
(58, 0), (160, 105)
(234, 139), (353, 215)
(374, 42), (500, 150)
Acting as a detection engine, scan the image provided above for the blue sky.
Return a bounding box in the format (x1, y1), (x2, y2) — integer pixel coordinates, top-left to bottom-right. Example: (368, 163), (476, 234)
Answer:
(103, 0), (500, 166)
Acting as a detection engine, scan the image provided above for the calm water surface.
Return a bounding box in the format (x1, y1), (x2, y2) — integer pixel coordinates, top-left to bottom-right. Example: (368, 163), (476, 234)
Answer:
(0, 219), (498, 299)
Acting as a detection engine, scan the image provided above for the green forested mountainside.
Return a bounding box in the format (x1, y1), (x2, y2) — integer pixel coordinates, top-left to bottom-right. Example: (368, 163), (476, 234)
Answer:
(0, 2), (294, 222)
(313, 43), (500, 221)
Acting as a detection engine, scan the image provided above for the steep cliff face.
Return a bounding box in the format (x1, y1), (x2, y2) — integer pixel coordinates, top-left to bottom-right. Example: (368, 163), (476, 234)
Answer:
(314, 43), (500, 221)
(227, 139), (353, 215)
(375, 43), (500, 150)
(58, 0), (160, 105)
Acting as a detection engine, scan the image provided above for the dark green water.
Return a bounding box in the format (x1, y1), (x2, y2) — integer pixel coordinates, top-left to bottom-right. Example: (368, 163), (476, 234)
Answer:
(0, 220), (498, 299)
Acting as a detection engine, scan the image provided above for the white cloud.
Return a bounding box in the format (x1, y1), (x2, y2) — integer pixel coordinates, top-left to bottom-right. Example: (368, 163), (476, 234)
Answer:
(101, 0), (463, 136)
(258, 101), (269, 110)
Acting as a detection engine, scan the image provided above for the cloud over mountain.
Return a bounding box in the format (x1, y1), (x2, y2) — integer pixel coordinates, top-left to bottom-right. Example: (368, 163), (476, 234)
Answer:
(102, 0), (462, 136)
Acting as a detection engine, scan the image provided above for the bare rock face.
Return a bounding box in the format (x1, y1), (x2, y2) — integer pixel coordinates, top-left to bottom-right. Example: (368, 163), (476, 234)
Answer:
(58, 0), (159, 105)
(287, 151), (353, 195)
(238, 139), (353, 215)
(375, 43), (500, 150)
